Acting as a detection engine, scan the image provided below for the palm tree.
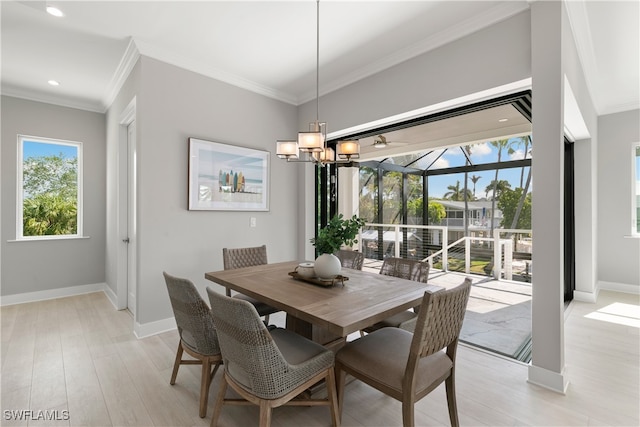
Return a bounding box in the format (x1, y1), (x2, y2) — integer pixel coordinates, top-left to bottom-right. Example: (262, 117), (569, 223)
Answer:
(484, 180), (511, 199)
(463, 146), (472, 236)
(509, 137), (533, 231)
(470, 175), (481, 198)
(444, 180), (472, 201)
(488, 139), (511, 235)
(508, 135), (531, 187)
(509, 169), (532, 230)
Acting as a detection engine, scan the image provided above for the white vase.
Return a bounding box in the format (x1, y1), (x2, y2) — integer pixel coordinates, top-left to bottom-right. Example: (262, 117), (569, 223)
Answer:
(314, 253), (342, 279)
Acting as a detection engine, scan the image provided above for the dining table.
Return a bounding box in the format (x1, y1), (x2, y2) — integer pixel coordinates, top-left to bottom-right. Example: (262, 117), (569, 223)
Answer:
(205, 260), (442, 349)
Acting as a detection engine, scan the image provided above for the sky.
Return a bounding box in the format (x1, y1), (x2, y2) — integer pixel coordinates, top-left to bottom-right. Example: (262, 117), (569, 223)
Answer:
(23, 140), (78, 159)
(392, 139), (532, 199)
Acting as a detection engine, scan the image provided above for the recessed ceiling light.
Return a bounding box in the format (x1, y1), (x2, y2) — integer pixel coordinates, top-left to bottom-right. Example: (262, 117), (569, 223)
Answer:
(48, 80), (60, 86)
(46, 5), (64, 17)
(498, 118), (509, 122)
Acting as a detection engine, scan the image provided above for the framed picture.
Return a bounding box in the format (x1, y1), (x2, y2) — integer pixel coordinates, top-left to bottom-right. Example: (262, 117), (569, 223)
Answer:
(188, 137), (270, 211)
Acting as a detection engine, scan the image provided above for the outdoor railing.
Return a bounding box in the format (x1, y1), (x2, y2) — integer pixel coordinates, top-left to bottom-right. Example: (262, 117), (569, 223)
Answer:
(360, 223), (532, 282)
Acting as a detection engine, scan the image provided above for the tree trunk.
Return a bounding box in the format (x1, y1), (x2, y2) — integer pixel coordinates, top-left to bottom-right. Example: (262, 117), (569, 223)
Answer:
(510, 167), (532, 230)
(490, 170), (499, 236)
(464, 173), (469, 237)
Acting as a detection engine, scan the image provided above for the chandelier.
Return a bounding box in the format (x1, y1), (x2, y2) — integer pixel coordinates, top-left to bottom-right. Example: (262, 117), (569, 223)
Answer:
(276, 0), (360, 164)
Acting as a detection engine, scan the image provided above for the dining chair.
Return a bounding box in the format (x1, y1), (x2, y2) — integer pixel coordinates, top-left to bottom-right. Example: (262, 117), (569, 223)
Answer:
(335, 249), (365, 270)
(222, 245), (280, 323)
(379, 257), (430, 283)
(336, 277), (472, 427)
(362, 257), (430, 333)
(163, 272), (222, 418)
(206, 288), (340, 427)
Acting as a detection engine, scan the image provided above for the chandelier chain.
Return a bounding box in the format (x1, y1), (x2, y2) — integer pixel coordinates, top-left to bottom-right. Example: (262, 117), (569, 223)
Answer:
(316, 0), (320, 124)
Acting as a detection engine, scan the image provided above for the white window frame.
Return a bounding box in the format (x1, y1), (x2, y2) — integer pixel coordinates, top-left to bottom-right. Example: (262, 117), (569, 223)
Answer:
(17, 135), (83, 240)
(633, 142), (640, 236)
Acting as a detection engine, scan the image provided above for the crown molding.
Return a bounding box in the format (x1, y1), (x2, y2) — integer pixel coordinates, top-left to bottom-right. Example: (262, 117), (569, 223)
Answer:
(1, 83), (105, 113)
(563, 0), (601, 114)
(599, 100), (640, 116)
(102, 37), (141, 111)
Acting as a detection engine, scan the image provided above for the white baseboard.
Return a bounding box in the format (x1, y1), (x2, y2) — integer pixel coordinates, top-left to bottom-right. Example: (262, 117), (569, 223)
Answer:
(527, 364), (569, 394)
(1, 283), (177, 341)
(134, 316), (176, 339)
(598, 280), (640, 295)
(573, 289), (598, 303)
(103, 284), (119, 309)
(0, 282), (107, 306)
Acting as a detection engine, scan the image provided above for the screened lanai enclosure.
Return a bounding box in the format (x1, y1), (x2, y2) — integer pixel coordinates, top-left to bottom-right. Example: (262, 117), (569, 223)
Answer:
(313, 91), (577, 362)
(316, 91), (537, 284)
(357, 138), (533, 283)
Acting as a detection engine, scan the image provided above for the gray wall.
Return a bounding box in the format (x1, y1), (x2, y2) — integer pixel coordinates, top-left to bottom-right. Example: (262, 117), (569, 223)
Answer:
(598, 109), (640, 288)
(1, 96), (106, 295)
(108, 57), (300, 326)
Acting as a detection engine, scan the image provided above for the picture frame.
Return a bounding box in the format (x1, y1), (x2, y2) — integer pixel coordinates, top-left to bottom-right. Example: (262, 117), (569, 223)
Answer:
(188, 137), (270, 211)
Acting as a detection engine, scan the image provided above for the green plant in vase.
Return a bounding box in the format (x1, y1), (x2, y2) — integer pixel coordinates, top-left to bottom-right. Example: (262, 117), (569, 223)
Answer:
(311, 214), (365, 278)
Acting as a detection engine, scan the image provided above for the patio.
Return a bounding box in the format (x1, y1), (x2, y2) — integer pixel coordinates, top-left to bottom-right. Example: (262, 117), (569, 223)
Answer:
(362, 260), (533, 362)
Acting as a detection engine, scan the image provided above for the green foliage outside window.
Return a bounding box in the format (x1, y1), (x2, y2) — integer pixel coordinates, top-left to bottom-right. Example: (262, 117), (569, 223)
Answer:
(498, 187), (532, 229)
(22, 152), (78, 236)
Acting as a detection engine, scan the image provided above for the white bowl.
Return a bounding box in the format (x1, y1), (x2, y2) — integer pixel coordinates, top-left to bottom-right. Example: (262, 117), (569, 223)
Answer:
(296, 262), (315, 278)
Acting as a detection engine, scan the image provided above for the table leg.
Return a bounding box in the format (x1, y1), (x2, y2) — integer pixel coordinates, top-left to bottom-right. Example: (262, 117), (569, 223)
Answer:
(285, 314), (345, 350)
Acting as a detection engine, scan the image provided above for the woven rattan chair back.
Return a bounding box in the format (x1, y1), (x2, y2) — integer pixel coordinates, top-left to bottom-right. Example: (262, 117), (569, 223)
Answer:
(206, 288), (340, 427)
(379, 257), (429, 283)
(410, 277), (472, 360)
(208, 290), (319, 399)
(222, 245), (268, 270)
(163, 272), (222, 418)
(336, 250), (364, 270)
(164, 272), (220, 356)
(221, 245), (279, 322)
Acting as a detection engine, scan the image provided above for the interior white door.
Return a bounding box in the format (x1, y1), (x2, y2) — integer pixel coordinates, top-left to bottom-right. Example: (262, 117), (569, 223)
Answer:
(126, 120), (137, 315)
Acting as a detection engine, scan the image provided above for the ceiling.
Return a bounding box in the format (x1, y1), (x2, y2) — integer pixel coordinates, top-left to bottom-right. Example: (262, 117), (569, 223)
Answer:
(2, 1), (638, 137)
(357, 103), (532, 158)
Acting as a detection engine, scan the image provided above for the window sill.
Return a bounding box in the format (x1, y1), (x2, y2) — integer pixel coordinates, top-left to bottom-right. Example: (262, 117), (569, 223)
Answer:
(7, 236), (91, 243)
(624, 235), (640, 239)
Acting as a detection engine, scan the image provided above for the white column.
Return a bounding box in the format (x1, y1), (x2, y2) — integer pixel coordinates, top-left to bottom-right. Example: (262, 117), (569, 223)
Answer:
(573, 136), (598, 302)
(529, 0), (568, 393)
(337, 166), (360, 218)
(299, 162), (317, 262)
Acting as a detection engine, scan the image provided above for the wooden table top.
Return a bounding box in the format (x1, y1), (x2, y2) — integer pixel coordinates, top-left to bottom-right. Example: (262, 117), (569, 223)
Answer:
(205, 261), (442, 338)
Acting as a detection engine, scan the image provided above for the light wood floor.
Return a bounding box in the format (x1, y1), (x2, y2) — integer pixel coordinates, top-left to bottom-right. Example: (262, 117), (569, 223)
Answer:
(1, 289), (638, 426)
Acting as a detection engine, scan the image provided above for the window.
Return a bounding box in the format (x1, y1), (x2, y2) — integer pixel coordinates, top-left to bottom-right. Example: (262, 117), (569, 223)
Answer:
(17, 135), (82, 239)
(634, 143), (640, 235)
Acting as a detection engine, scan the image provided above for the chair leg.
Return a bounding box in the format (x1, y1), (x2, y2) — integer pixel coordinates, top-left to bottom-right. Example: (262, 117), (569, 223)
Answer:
(199, 357), (211, 418)
(259, 400), (272, 427)
(335, 364), (347, 416)
(445, 374), (459, 427)
(325, 367), (340, 427)
(264, 314), (270, 324)
(211, 377), (227, 427)
(170, 341), (183, 385)
(210, 361), (221, 383)
(401, 399), (415, 427)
